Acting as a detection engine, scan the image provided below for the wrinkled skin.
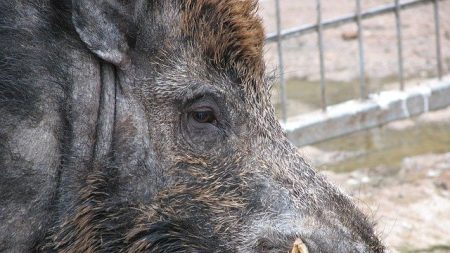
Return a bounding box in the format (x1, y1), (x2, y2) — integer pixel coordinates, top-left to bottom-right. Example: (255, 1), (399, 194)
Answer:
(0, 0), (385, 252)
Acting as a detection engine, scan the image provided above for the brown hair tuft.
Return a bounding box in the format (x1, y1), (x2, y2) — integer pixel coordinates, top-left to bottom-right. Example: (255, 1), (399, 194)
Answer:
(181, 0), (265, 83)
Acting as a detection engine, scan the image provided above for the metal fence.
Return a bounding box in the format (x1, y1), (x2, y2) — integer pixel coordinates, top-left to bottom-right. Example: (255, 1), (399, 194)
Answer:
(266, 0), (449, 145)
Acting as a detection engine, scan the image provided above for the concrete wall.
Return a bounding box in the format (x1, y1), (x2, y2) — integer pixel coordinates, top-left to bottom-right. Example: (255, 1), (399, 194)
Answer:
(284, 76), (450, 146)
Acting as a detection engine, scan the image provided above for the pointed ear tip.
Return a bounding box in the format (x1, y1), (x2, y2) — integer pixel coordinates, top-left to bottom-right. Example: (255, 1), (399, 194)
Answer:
(119, 56), (132, 70)
(92, 48), (131, 68)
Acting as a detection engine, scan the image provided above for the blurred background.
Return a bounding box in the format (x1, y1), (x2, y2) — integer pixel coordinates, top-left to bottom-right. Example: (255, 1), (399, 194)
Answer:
(258, 0), (450, 252)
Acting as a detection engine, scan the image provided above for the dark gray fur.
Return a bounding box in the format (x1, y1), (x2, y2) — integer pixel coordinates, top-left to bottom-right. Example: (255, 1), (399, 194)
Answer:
(0, 0), (385, 252)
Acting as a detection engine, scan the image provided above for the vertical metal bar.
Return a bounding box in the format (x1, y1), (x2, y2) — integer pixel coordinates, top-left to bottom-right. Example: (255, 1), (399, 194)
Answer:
(395, 0), (405, 90)
(275, 0), (287, 123)
(356, 0), (367, 99)
(317, 0), (327, 111)
(433, 0), (443, 80)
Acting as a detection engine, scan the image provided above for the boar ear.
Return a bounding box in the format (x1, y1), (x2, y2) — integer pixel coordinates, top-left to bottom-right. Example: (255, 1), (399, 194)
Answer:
(72, 0), (134, 68)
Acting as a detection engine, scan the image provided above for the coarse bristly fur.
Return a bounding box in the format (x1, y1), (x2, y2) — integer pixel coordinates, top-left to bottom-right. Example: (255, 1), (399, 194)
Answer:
(181, 0), (265, 82)
(0, 0), (385, 252)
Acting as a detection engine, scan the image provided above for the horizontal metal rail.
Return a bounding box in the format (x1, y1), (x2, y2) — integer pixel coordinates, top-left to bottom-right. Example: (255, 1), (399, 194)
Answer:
(266, 0), (432, 42)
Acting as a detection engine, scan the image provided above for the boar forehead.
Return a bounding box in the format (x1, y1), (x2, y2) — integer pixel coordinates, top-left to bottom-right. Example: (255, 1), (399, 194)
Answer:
(135, 0), (266, 93)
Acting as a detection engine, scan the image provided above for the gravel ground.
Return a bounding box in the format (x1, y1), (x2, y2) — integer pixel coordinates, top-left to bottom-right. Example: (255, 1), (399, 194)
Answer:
(259, 0), (450, 82)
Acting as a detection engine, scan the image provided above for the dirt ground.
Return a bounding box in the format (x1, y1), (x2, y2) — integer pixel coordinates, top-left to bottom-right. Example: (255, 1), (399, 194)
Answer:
(299, 107), (450, 253)
(258, 0), (450, 82)
(323, 153), (450, 253)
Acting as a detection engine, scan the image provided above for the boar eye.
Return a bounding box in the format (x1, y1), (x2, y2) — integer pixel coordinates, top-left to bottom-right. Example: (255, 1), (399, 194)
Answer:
(191, 110), (216, 124)
(181, 96), (224, 150)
